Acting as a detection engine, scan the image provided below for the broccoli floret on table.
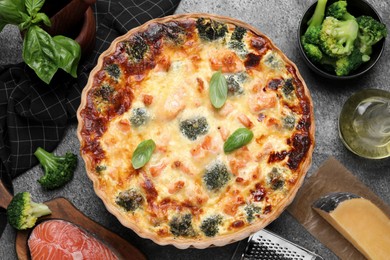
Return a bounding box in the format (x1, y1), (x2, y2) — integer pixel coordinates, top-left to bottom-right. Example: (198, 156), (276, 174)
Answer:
(115, 189), (144, 212)
(7, 192), (51, 230)
(169, 214), (196, 237)
(34, 147), (77, 190)
(200, 215), (223, 237)
(179, 117), (209, 141)
(196, 18), (228, 41)
(203, 161), (231, 191)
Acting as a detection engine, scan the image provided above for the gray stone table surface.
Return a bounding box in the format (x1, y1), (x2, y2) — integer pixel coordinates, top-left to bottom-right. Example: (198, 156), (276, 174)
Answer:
(1, 0), (389, 259)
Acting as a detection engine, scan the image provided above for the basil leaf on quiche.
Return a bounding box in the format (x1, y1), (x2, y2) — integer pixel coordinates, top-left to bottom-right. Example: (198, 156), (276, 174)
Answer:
(224, 128), (253, 153)
(209, 70), (228, 109)
(132, 139), (156, 169)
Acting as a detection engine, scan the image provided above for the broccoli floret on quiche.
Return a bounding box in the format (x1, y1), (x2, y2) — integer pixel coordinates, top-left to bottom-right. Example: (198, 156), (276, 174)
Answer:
(130, 107), (149, 127)
(105, 64), (121, 80)
(95, 165), (107, 173)
(282, 78), (295, 97)
(203, 161), (231, 191)
(226, 72), (247, 95)
(164, 22), (187, 44)
(115, 189), (144, 212)
(283, 115), (296, 130)
(244, 204), (261, 223)
(264, 52), (283, 69)
(179, 117), (209, 141)
(169, 214), (197, 237)
(125, 35), (149, 62)
(231, 26), (247, 42)
(196, 18), (228, 41)
(94, 83), (115, 102)
(200, 215), (223, 237)
(267, 167), (285, 190)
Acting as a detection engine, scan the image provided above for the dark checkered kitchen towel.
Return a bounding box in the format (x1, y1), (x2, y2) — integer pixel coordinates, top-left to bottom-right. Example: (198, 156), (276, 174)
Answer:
(0, 0), (181, 192)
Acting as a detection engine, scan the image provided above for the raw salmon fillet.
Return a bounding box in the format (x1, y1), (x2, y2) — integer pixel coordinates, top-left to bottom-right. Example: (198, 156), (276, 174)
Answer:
(28, 219), (118, 260)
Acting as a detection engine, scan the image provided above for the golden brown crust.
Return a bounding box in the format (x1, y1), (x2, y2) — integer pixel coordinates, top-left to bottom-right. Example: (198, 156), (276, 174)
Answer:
(77, 13), (315, 249)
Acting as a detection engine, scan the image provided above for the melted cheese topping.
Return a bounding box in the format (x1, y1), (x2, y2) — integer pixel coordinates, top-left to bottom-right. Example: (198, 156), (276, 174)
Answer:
(80, 17), (313, 241)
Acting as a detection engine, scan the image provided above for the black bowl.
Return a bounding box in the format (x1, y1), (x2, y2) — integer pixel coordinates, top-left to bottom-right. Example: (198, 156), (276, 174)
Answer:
(298, 0), (386, 80)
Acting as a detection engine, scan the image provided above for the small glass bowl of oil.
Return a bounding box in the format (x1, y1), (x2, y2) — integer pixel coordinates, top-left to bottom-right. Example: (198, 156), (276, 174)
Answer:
(339, 89), (390, 159)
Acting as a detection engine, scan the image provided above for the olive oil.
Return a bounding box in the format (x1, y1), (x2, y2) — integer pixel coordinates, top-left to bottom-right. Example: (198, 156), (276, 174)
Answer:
(339, 89), (390, 159)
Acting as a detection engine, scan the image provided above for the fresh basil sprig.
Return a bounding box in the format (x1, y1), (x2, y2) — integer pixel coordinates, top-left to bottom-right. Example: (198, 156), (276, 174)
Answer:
(209, 70), (228, 108)
(224, 128), (254, 153)
(131, 139), (156, 169)
(0, 0), (81, 84)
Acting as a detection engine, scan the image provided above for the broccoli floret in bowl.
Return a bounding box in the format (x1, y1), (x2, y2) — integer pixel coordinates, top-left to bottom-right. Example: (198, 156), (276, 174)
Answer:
(356, 15), (387, 57)
(326, 0), (355, 21)
(298, 0), (387, 79)
(320, 16), (359, 58)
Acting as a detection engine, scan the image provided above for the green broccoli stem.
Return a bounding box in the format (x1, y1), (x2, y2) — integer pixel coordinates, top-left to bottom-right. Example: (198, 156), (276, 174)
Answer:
(343, 12), (355, 21)
(30, 201), (52, 217)
(34, 147), (61, 171)
(307, 0), (328, 28)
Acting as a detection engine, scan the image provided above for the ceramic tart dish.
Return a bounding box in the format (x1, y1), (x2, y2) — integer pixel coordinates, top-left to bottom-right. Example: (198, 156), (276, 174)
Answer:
(76, 13), (315, 249)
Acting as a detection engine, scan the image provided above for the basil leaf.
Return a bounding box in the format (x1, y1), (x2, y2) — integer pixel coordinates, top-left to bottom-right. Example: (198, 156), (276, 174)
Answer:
(52, 35), (81, 78)
(209, 70), (228, 108)
(22, 25), (81, 84)
(25, 0), (45, 17)
(18, 12), (32, 31)
(23, 25), (58, 84)
(132, 139), (156, 169)
(224, 128), (254, 153)
(0, 0), (28, 31)
(31, 12), (51, 27)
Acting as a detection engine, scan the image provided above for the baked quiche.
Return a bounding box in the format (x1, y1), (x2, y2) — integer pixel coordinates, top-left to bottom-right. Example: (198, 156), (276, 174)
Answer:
(77, 14), (315, 248)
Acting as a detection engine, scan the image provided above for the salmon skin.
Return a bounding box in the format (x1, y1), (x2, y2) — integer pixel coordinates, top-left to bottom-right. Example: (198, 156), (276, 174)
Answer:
(28, 219), (118, 260)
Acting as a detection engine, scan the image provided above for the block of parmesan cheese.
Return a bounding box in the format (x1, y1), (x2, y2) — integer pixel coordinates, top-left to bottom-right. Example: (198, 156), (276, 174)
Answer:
(312, 192), (390, 260)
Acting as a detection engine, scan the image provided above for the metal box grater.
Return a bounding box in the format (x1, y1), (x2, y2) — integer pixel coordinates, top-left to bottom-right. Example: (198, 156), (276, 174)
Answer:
(232, 229), (323, 260)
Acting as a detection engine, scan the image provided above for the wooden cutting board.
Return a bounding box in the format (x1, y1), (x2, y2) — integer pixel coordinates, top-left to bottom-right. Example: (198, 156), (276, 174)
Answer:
(287, 157), (390, 260)
(0, 181), (146, 260)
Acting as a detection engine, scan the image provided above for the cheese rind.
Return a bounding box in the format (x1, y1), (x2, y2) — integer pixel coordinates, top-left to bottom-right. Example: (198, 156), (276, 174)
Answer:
(313, 192), (390, 260)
